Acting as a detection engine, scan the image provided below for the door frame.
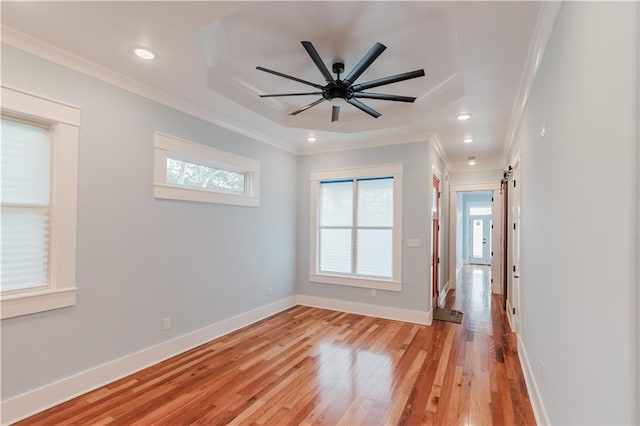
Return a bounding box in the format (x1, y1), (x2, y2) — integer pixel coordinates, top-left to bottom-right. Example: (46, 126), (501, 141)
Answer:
(501, 179), (509, 310)
(448, 183), (501, 291)
(506, 160), (522, 333)
(432, 175), (440, 308)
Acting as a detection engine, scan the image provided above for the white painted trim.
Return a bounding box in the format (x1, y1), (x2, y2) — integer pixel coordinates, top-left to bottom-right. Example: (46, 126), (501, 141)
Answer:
(308, 164), (403, 289)
(505, 301), (520, 334)
(309, 274), (401, 292)
(1, 86), (79, 319)
(1, 26), (298, 155)
(448, 183), (500, 297)
(502, 2), (562, 164)
(153, 185), (259, 207)
(309, 163), (403, 181)
(637, 3), (640, 422)
(449, 191), (458, 291)
(155, 132), (260, 173)
(430, 135), (452, 171)
(1, 86), (80, 126)
(0, 288), (77, 320)
(296, 294), (432, 326)
(518, 337), (550, 425)
(153, 132), (260, 207)
(0, 296), (297, 425)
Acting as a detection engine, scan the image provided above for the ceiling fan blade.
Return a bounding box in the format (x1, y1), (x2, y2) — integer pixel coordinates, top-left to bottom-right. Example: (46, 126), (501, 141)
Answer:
(353, 92), (417, 103)
(301, 41), (334, 83)
(331, 105), (340, 122)
(347, 98), (381, 118)
(256, 66), (324, 89)
(260, 92), (323, 98)
(290, 98), (326, 116)
(343, 42), (387, 85)
(352, 69), (425, 92)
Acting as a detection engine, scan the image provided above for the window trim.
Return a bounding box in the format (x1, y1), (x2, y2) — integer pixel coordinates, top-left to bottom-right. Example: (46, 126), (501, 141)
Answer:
(153, 132), (260, 207)
(309, 164), (403, 292)
(1, 85), (80, 319)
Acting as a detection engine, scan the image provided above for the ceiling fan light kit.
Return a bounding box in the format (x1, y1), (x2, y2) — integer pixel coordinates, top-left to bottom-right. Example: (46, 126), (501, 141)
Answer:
(257, 41), (426, 122)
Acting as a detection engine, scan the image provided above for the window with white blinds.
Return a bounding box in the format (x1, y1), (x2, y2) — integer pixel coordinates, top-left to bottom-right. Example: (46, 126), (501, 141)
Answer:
(310, 164), (403, 291)
(319, 178), (393, 278)
(1, 85), (79, 319)
(1, 118), (51, 293)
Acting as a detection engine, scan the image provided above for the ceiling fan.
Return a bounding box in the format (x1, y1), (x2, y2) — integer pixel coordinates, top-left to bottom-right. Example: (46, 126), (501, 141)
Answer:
(256, 41), (425, 122)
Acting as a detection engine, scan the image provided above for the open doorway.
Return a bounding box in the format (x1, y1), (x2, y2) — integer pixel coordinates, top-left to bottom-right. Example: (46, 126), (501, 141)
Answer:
(448, 183), (502, 311)
(456, 191), (492, 267)
(432, 175), (440, 308)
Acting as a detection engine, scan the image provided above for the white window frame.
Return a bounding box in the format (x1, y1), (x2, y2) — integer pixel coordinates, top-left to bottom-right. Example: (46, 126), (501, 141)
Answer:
(309, 163), (403, 291)
(1, 86), (80, 319)
(153, 132), (260, 207)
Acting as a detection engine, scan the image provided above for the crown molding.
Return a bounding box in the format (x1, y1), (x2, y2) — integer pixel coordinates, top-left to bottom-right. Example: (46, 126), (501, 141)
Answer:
(430, 134), (452, 170)
(1, 26), (300, 155)
(501, 2), (562, 165)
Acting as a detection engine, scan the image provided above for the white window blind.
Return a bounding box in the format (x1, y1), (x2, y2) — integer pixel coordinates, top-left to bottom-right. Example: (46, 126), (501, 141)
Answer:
(1, 118), (51, 292)
(319, 177), (393, 279)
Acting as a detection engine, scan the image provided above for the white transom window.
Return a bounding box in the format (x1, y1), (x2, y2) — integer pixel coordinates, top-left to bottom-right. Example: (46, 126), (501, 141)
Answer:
(153, 132), (260, 207)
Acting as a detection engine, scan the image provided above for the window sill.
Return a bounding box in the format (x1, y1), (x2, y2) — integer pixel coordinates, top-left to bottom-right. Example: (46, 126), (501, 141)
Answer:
(309, 273), (401, 292)
(154, 184), (259, 207)
(1, 287), (77, 319)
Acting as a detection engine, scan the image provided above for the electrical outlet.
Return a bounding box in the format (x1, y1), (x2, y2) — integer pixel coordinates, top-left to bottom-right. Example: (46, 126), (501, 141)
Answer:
(163, 317), (172, 330)
(371, 289), (377, 297)
(268, 287), (273, 295)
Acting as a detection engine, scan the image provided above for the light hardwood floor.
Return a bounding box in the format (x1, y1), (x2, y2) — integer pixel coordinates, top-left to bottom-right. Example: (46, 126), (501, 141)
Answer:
(17, 265), (535, 425)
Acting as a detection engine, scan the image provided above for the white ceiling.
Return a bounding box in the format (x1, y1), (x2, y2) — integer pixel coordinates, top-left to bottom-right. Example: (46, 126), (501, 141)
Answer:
(1, 1), (542, 169)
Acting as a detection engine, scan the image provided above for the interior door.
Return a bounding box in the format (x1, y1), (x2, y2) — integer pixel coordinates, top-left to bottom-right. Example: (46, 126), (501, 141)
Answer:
(502, 180), (509, 309)
(432, 176), (440, 306)
(507, 164), (521, 332)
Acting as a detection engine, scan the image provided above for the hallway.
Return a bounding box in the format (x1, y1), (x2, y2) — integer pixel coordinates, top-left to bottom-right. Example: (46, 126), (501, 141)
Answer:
(401, 264), (535, 424)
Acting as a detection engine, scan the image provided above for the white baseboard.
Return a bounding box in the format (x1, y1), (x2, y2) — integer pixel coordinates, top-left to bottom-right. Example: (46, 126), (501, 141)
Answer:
(296, 294), (432, 326)
(0, 296), (297, 425)
(517, 337), (550, 425)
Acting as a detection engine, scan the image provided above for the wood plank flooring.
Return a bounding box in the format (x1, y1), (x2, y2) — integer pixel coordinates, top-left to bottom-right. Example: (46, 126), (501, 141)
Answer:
(17, 265), (535, 425)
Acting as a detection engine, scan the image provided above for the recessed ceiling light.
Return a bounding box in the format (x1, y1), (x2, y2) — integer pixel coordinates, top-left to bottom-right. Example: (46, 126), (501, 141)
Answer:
(307, 137), (317, 143)
(134, 48), (155, 60)
(457, 113), (472, 121)
(468, 156), (477, 166)
(463, 137), (474, 144)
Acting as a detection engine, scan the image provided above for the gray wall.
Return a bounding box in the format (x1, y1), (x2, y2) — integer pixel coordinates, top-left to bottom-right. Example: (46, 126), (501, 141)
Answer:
(449, 169), (502, 185)
(1, 45), (298, 399)
(515, 2), (638, 423)
(296, 142), (432, 312)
